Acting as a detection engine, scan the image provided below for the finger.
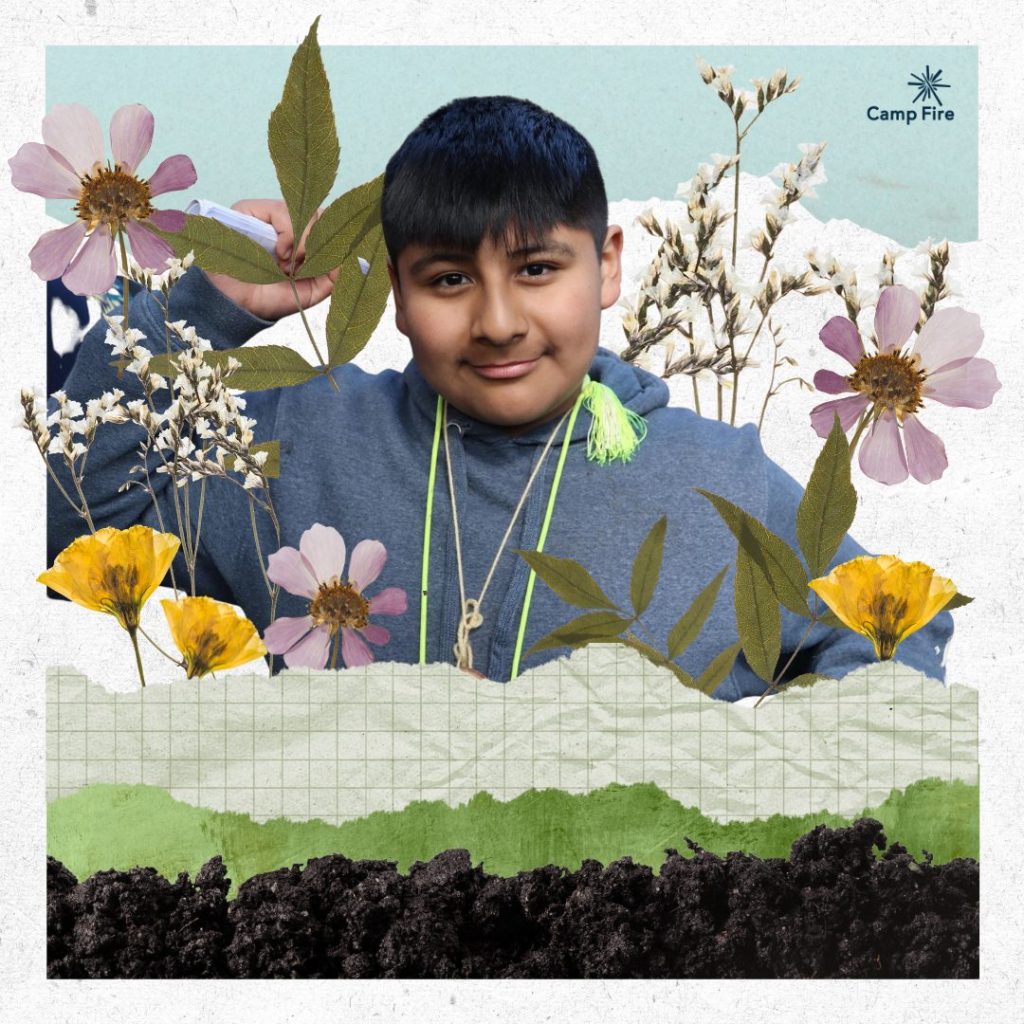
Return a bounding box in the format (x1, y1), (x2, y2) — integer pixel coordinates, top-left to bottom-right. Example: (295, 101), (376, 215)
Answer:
(260, 202), (295, 263)
(301, 269), (339, 310)
(294, 206), (326, 263)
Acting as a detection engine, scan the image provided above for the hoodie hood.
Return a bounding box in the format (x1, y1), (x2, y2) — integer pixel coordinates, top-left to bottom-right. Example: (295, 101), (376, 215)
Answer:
(401, 346), (671, 445)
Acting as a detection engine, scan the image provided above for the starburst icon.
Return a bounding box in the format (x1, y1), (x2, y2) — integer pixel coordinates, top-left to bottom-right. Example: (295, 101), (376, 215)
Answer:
(907, 66), (951, 106)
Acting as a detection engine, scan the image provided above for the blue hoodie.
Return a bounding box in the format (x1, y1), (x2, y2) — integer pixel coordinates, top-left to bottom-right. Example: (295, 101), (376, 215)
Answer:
(50, 268), (952, 697)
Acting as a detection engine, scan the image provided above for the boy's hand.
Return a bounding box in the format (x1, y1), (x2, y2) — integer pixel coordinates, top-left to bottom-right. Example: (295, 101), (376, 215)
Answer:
(205, 199), (340, 322)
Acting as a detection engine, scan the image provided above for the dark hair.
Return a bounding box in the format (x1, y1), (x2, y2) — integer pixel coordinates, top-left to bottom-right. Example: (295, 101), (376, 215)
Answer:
(382, 96), (608, 273)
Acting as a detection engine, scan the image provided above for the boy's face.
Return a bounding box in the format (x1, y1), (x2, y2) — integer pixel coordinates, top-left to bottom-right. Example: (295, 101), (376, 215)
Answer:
(387, 223), (624, 436)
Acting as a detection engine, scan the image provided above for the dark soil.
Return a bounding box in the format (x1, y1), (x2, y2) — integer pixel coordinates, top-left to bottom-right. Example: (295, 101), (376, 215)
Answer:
(47, 818), (978, 978)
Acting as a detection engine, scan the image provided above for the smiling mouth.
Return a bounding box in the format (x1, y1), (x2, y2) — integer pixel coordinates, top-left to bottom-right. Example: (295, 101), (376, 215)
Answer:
(468, 357), (540, 379)
(469, 358), (540, 368)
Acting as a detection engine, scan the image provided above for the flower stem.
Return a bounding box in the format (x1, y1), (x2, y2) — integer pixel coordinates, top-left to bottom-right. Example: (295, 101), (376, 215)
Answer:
(189, 476), (207, 597)
(40, 453), (91, 530)
(848, 408), (873, 454)
(117, 231), (130, 327)
(738, 108), (765, 142)
(729, 332), (740, 426)
(677, 328), (702, 416)
(127, 626), (147, 688)
(731, 119), (742, 268)
(756, 328), (780, 433)
(67, 466), (97, 533)
(138, 625), (182, 665)
(248, 495), (274, 599)
(141, 458), (180, 596)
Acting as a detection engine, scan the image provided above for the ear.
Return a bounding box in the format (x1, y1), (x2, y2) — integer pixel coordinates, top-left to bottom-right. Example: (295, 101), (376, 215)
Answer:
(387, 261), (409, 337)
(599, 225), (624, 310)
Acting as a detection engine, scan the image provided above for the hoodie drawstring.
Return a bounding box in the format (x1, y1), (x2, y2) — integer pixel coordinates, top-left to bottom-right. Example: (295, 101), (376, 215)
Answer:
(419, 373), (648, 679)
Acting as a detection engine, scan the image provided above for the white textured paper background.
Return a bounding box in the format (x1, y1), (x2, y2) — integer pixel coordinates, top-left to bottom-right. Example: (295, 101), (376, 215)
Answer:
(2, 0), (1022, 1019)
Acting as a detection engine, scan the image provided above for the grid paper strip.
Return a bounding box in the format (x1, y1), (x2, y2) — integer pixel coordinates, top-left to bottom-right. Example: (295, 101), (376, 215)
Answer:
(46, 645), (978, 824)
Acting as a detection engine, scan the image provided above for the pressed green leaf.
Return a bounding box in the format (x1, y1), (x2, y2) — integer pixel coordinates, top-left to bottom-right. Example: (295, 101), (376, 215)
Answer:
(148, 214), (286, 284)
(941, 593), (973, 612)
(149, 346), (318, 392)
(734, 549), (781, 683)
(296, 174), (384, 279)
(695, 642), (742, 696)
(797, 414), (857, 578)
(250, 440), (280, 479)
(666, 565), (729, 660)
(697, 489), (810, 617)
(616, 633), (668, 668)
(630, 515), (667, 617)
(268, 16), (340, 261)
(781, 672), (831, 692)
(513, 549), (618, 611)
(617, 634), (701, 690)
(523, 611), (633, 658)
(324, 223), (392, 366)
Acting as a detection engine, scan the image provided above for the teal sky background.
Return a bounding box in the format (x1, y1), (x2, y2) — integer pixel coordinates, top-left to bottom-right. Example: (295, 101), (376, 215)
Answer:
(46, 46), (977, 246)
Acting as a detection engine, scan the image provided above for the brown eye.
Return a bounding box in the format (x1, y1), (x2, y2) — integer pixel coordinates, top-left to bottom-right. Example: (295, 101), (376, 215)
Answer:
(434, 272), (468, 288)
(522, 263), (554, 277)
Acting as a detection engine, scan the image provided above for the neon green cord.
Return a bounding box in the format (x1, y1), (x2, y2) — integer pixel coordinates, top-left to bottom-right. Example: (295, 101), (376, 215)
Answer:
(419, 374), (632, 678)
(509, 387), (589, 679)
(418, 393), (444, 663)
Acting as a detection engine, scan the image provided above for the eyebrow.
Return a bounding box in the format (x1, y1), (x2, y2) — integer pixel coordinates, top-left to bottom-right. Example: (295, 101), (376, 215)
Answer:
(407, 238), (577, 277)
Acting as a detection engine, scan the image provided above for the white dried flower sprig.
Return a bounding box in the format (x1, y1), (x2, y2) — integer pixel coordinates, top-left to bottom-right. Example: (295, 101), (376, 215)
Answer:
(123, 251), (195, 296)
(18, 248), (283, 607)
(812, 239), (955, 338)
(19, 387), (99, 532)
(919, 240), (952, 323)
(104, 317), (283, 602)
(20, 387), (49, 456)
(620, 61), (831, 427)
(696, 58), (800, 124)
(805, 249), (874, 323)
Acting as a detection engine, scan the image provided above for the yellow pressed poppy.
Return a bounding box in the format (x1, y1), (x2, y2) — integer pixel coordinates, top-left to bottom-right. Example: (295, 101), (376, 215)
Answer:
(808, 554), (957, 660)
(160, 596), (267, 679)
(38, 525), (180, 632)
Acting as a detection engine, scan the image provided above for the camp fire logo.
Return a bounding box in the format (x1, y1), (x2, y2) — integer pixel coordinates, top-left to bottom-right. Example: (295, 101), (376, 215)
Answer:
(867, 65), (955, 124)
(908, 65), (951, 106)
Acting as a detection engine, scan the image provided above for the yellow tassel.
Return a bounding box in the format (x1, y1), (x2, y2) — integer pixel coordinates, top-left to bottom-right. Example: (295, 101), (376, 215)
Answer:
(580, 374), (648, 464)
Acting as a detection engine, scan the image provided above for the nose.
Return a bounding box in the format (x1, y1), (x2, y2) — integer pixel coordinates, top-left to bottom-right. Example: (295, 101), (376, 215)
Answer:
(470, 282), (529, 347)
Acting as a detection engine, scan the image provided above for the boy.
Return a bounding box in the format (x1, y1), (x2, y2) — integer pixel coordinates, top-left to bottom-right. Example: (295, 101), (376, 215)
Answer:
(49, 95), (951, 697)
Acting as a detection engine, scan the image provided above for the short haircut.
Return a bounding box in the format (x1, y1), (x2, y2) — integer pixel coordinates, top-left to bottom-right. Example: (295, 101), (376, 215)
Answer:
(382, 95), (609, 273)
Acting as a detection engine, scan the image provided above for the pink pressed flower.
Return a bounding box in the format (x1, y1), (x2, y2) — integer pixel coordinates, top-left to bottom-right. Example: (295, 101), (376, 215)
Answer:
(263, 523), (408, 671)
(8, 103), (196, 295)
(809, 284), (1001, 485)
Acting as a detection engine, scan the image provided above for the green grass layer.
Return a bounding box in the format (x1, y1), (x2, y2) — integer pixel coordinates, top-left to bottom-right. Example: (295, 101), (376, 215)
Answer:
(48, 779), (977, 898)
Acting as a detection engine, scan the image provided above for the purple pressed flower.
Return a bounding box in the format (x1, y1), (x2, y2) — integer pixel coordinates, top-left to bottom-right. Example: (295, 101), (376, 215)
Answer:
(263, 523), (408, 671)
(8, 103), (196, 295)
(809, 284), (1001, 485)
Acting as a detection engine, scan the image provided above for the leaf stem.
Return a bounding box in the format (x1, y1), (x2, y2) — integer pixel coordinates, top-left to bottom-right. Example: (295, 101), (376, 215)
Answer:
(753, 614), (819, 709)
(287, 275), (339, 393)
